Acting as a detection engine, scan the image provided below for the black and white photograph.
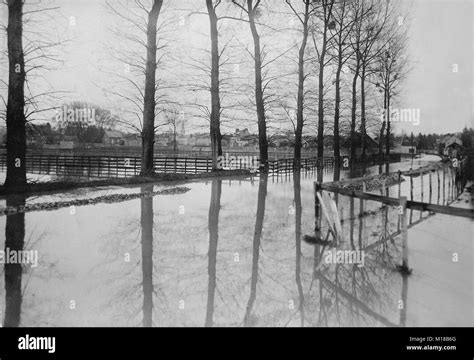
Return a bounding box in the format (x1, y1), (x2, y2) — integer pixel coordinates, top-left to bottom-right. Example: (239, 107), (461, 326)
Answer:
(0, 0), (473, 356)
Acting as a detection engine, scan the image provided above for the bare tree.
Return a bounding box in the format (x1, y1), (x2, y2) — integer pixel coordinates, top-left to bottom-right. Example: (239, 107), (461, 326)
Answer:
(312, 0), (337, 168)
(372, 19), (409, 171)
(206, 0), (223, 170)
(285, 0), (316, 167)
(232, 0), (269, 169)
(4, 0), (26, 192)
(357, 0), (390, 160)
(347, 0), (374, 169)
(142, 0), (164, 175)
(105, 0), (169, 175)
(327, 0), (356, 169)
(164, 107), (181, 154)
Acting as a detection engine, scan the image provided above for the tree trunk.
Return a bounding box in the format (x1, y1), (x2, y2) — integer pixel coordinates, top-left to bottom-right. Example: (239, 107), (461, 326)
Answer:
(206, 0), (222, 171)
(4, 0), (27, 193)
(333, 57), (342, 169)
(317, 38), (327, 165)
(350, 61), (360, 171)
(248, 2), (268, 170)
(294, 2), (310, 168)
(141, 0), (163, 176)
(379, 121), (386, 174)
(385, 91), (391, 157)
(360, 65), (367, 161)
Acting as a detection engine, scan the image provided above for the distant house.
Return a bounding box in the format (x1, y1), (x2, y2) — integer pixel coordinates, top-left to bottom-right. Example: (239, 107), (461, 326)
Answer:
(341, 133), (379, 156)
(0, 126), (6, 146)
(195, 134), (211, 147)
(230, 137), (247, 148)
(123, 133), (141, 147)
(235, 128), (250, 137)
(103, 130), (123, 146)
(443, 136), (463, 158)
(59, 135), (79, 149)
(221, 135), (231, 148)
(155, 133), (170, 147)
(393, 139), (417, 155)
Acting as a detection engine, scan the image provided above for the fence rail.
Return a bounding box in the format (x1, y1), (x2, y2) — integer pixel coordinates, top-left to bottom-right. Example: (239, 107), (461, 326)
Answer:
(0, 154), (333, 178)
(0, 152), (403, 179)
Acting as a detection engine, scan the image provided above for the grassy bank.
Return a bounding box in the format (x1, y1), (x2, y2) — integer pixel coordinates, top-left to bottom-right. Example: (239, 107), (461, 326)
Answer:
(0, 169), (253, 197)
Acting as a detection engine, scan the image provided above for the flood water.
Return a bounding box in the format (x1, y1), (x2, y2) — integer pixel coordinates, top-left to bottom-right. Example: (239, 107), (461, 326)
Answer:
(0, 155), (472, 327)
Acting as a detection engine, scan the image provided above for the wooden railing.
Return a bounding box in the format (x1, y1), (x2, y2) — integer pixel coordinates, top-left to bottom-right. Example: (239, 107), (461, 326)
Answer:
(0, 153), (403, 179)
(0, 154), (325, 178)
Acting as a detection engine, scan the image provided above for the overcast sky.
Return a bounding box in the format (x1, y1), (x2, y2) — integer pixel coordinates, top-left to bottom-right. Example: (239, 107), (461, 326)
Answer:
(1, 0), (472, 135)
(401, 0), (473, 134)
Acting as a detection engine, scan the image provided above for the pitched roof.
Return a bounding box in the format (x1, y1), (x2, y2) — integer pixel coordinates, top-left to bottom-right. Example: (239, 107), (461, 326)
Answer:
(104, 130), (123, 138)
(341, 133), (379, 149)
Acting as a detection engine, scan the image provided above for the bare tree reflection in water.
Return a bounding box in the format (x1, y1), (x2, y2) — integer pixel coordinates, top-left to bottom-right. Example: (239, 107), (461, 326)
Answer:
(243, 173), (268, 327)
(140, 184), (154, 327)
(306, 178), (412, 327)
(3, 194), (26, 327)
(205, 179), (221, 327)
(400, 272), (408, 327)
(333, 164), (341, 183)
(293, 170), (304, 327)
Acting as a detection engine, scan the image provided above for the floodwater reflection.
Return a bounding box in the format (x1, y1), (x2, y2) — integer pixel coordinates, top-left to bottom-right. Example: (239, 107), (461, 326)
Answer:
(3, 194), (26, 327)
(141, 184), (154, 327)
(0, 156), (470, 327)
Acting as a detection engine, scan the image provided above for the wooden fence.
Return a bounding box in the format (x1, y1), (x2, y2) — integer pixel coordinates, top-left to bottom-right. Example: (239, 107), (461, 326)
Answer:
(0, 152), (404, 179)
(0, 154), (333, 178)
(314, 158), (472, 273)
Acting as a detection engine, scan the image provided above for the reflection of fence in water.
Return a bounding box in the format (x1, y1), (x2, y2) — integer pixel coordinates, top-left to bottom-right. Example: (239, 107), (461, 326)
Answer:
(309, 161), (471, 327)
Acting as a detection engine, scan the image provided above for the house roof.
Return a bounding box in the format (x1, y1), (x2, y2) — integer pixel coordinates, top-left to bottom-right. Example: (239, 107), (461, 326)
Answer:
(446, 142), (463, 149)
(104, 130), (123, 138)
(62, 135), (79, 142)
(341, 133), (378, 149)
(444, 136), (462, 148)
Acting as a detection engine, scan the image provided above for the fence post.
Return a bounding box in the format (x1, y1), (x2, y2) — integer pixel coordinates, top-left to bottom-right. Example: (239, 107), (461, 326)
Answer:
(429, 171), (432, 204)
(437, 169), (440, 205)
(399, 196), (409, 273)
(314, 182), (322, 233)
(420, 171), (424, 202)
(442, 166), (446, 205)
(398, 171), (401, 199)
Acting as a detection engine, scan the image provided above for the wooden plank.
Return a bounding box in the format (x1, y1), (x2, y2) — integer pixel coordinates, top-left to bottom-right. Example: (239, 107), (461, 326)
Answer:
(319, 183), (474, 219)
(400, 196), (408, 269)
